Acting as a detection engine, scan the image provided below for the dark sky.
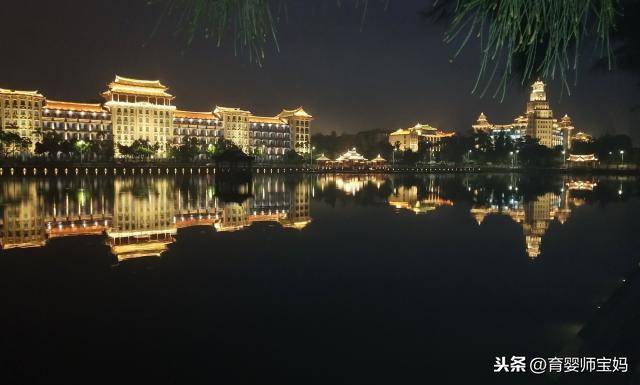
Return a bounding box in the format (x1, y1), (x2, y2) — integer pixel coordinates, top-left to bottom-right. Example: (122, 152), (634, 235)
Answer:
(1, 0), (639, 139)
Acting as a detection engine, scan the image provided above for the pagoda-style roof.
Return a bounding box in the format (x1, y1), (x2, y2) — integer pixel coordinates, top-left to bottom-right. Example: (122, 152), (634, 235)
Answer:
(391, 123), (454, 138)
(213, 106), (251, 115)
(113, 75), (167, 89)
(566, 181), (597, 191)
(390, 128), (412, 136)
(315, 154), (331, 162)
(335, 148), (368, 162)
(573, 132), (593, 142)
(45, 100), (105, 113)
(371, 154), (386, 162)
(278, 107), (313, 119)
(249, 115), (288, 125)
(411, 122), (438, 131)
(175, 110), (217, 120)
(103, 75), (173, 98)
(568, 154), (598, 162)
(0, 88), (44, 98)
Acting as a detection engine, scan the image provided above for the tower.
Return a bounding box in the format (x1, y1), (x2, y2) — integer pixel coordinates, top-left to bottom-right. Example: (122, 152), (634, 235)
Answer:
(526, 81), (556, 148)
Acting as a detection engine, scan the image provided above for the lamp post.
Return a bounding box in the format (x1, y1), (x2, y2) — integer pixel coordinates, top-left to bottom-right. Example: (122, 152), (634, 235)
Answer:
(562, 150), (566, 168)
(510, 151), (514, 168)
(620, 150), (625, 165)
(311, 146), (316, 167)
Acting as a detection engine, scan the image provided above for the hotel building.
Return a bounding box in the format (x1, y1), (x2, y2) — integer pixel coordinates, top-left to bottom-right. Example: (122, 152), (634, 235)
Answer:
(0, 75), (312, 161)
(0, 88), (44, 152)
(388, 123), (455, 153)
(473, 81), (575, 149)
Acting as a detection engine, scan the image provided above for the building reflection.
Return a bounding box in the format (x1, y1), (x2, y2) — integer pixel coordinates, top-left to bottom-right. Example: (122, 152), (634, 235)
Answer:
(316, 174), (385, 196)
(0, 180), (46, 249)
(388, 178), (453, 214)
(0, 175), (312, 261)
(0, 173), (608, 261)
(470, 177), (596, 259)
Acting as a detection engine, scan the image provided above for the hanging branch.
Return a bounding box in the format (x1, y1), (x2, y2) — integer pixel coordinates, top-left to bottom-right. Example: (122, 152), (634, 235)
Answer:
(443, 0), (620, 100)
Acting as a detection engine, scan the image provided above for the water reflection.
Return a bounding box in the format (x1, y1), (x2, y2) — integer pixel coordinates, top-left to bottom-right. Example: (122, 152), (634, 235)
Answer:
(0, 175), (312, 261)
(313, 173), (636, 259)
(0, 173), (636, 261)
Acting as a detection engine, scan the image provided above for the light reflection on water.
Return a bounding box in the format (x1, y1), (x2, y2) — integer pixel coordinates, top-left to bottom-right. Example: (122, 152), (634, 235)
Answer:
(0, 173), (639, 384)
(0, 173), (635, 262)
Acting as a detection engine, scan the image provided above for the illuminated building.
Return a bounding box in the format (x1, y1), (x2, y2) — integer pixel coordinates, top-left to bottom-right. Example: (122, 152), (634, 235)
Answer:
(214, 106), (251, 153)
(315, 154), (331, 164)
(173, 110), (223, 149)
(0, 88), (44, 153)
(572, 131), (593, 143)
(248, 115), (291, 160)
(567, 153), (598, 168)
(473, 81), (577, 149)
(1, 76), (312, 160)
(472, 112), (527, 142)
(370, 154), (387, 164)
(102, 76), (176, 158)
(335, 148), (368, 164)
(43, 101), (112, 142)
(278, 107), (313, 154)
(388, 123), (455, 152)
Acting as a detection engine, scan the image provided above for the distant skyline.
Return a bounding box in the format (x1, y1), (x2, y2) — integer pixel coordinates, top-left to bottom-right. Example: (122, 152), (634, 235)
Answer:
(1, 0), (639, 139)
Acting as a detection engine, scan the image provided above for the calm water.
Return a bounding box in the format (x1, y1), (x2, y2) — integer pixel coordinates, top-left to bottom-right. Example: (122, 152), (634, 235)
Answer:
(1, 173), (639, 385)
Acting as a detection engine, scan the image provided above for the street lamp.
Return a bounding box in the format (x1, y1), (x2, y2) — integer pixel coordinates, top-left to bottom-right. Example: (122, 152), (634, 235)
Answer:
(311, 146), (316, 167)
(75, 139), (88, 164)
(509, 151), (514, 168)
(562, 150), (566, 168)
(620, 150), (625, 165)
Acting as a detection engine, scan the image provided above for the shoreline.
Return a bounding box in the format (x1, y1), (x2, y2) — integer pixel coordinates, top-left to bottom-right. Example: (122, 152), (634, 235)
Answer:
(0, 162), (638, 177)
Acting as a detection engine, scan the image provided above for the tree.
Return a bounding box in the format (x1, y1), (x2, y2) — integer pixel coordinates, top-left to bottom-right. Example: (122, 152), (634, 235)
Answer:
(516, 137), (561, 168)
(171, 136), (201, 161)
(74, 139), (90, 163)
(0, 130), (30, 158)
(283, 149), (304, 164)
(35, 132), (64, 160)
(119, 139), (160, 160)
(156, 0), (637, 96)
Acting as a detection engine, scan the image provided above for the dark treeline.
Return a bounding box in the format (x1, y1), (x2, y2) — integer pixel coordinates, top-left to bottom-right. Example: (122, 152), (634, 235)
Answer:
(313, 129), (639, 168)
(311, 129), (392, 160)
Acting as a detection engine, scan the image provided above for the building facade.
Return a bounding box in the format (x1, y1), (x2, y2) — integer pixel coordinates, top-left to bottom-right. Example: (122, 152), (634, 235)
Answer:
(102, 76), (176, 157)
(173, 110), (223, 148)
(278, 107), (313, 154)
(473, 81), (576, 149)
(0, 88), (44, 152)
(388, 123), (455, 152)
(249, 116), (291, 161)
(0, 75), (312, 161)
(43, 100), (112, 142)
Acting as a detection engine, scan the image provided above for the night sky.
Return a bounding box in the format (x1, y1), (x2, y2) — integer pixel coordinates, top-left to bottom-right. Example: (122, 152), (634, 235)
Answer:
(1, 0), (639, 139)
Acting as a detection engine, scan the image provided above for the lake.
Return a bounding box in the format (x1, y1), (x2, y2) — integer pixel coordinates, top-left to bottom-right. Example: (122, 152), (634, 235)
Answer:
(0, 173), (638, 385)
